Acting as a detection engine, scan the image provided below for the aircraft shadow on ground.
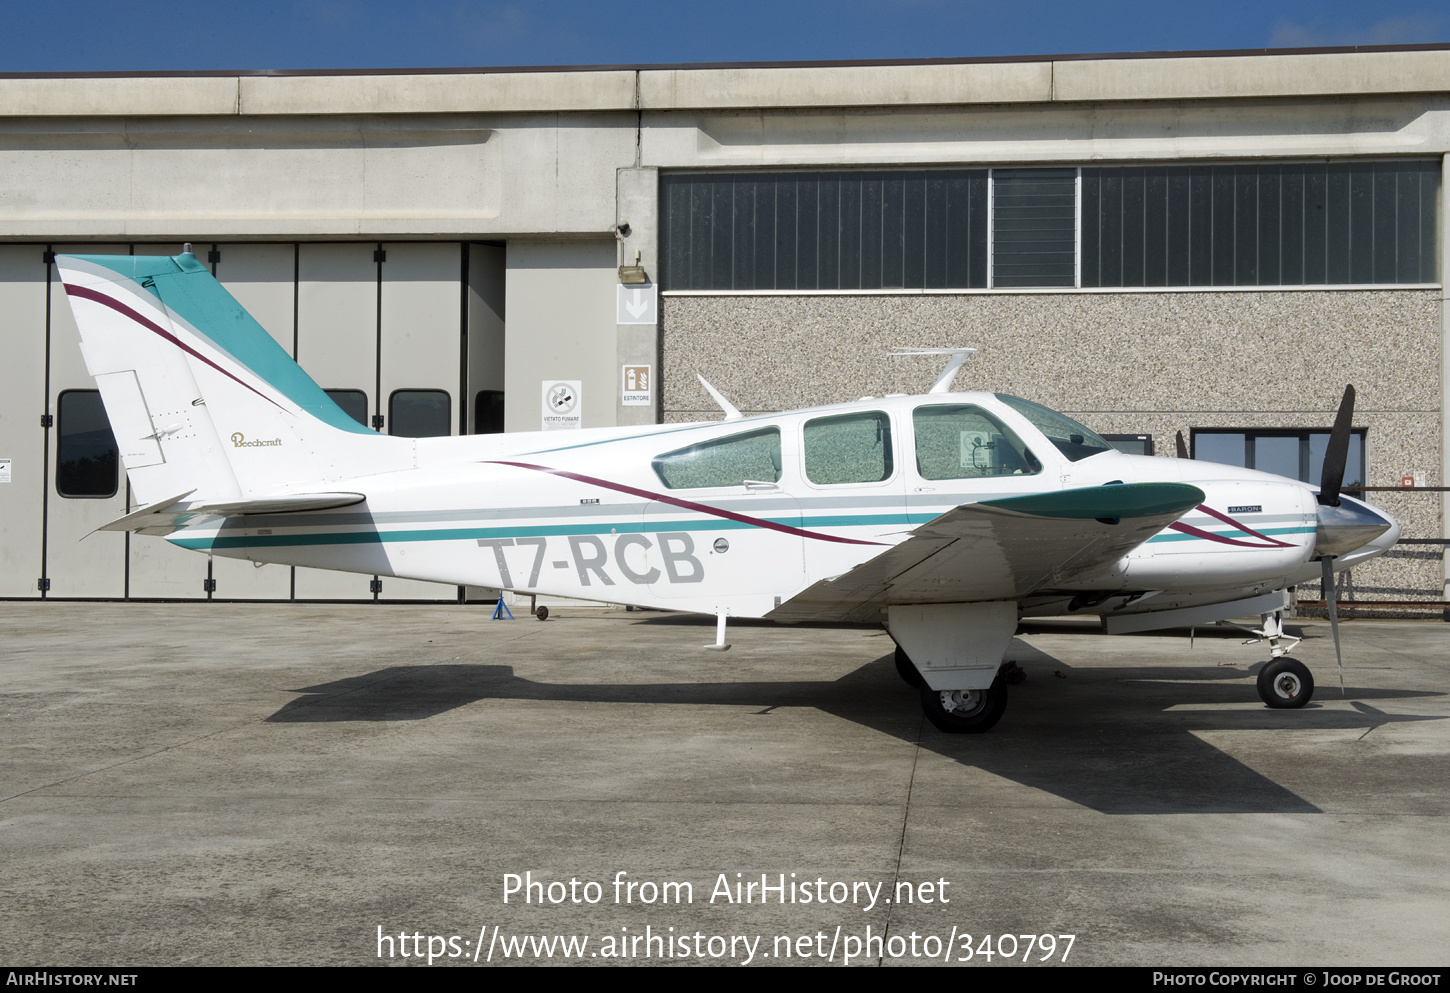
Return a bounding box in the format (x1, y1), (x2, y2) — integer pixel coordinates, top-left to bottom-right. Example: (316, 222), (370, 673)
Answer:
(266, 636), (1444, 816)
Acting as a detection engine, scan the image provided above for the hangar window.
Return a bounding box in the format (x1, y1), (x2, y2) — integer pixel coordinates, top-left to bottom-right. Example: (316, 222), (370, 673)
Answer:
(990, 169), (1078, 288)
(662, 170), (988, 290)
(474, 390), (504, 434)
(324, 389), (369, 428)
(1192, 429), (1366, 488)
(913, 405), (1041, 479)
(389, 389), (451, 438)
(803, 411), (893, 485)
(56, 390), (119, 498)
(653, 427), (782, 489)
(1081, 161), (1439, 287)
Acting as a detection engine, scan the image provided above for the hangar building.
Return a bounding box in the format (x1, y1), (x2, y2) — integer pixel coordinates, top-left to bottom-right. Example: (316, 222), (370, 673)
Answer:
(0, 46), (1445, 606)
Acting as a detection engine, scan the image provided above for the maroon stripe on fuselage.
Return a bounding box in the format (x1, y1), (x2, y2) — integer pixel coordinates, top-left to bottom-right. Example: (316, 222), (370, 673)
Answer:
(488, 460), (885, 546)
(1193, 503), (1294, 547)
(64, 283), (284, 411)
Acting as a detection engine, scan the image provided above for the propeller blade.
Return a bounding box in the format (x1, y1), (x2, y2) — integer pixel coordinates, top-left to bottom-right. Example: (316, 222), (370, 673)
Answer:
(1321, 556), (1344, 696)
(1175, 430), (1189, 460)
(1318, 385), (1355, 507)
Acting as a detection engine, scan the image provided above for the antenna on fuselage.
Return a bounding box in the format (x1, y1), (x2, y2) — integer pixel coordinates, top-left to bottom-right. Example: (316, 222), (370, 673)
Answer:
(696, 374), (743, 421)
(890, 347), (978, 394)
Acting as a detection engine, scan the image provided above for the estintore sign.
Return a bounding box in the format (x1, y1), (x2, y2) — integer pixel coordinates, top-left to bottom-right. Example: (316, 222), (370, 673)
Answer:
(0, 459), (10, 483)
(616, 283), (657, 324)
(622, 365), (652, 406)
(542, 381), (582, 431)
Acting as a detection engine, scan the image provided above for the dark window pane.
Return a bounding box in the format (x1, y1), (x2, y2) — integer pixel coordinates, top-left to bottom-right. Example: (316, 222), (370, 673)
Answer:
(1168, 169), (1193, 286)
(474, 390), (504, 435)
(924, 173), (949, 288)
(904, 172), (926, 289)
(1103, 434), (1154, 456)
(967, 173), (991, 288)
(390, 389), (451, 438)
(818, 176), (841, 289)
(838, 177), (862, 289)
(1100, 170), (1124, 286)
(325, 389), (369, 427)
(751, 178), (775, 289)
(1373, 165), (1398, 284)
(1189, 168), (1213, 285)
(860, 174), (884, 288)
(1281, 167), (1305, 286)
(796, 175), (819, 289)
(690, 177), (715, 289)
(732, 178), (756, 290)
(879, 173), (906, 289)
(1144, 167), (1169, 286)
(662, 176), (692, 289)
(1419, 160), (1440, 282)
(1325, 164), (1351, 283)
(1211, 168), (1236, 285)
(56, 390), (118, 498)
(992, 168), (1077, 287)
(1079, 170), (1101, 287)
(1396, 164), (1421, 283)
(775, 177), (797, 290)
(1304, 166), (1329, 283)
(1252, 435), (1300, 479)
(1257, 166), (1281, 285)
(709, 178), (733, 289)
(1194, 432), (1246, 468)
(1348, 163), (1374, 283)
(1234, 167), (1258, 285)
(1122, 168), (1146, 287)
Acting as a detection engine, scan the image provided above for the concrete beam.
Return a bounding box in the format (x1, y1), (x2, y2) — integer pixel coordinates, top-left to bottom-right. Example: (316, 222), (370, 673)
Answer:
(238, 71), (638, 115)
(0, 76), (240, 116)
(638, 61), (1053, 110)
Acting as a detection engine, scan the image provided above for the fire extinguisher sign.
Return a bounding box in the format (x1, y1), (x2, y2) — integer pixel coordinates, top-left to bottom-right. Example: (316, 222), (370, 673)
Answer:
(622, 364), (652, 406)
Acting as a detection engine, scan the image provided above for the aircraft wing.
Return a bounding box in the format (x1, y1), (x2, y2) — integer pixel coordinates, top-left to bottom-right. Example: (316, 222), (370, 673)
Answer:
(94, 490), (367, 536)
(766, 482), (1205, 624)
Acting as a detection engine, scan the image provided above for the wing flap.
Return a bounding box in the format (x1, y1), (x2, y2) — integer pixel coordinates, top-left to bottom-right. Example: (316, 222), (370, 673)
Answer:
(768, 482), (1204, 623)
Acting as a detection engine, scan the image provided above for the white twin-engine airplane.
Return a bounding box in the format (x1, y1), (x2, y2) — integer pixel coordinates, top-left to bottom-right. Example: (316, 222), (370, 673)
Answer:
(59, 249), (1400, 733)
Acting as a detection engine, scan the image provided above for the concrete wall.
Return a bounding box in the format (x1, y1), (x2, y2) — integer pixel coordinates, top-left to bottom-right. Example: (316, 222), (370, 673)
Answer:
(660, 289), (1445, 601)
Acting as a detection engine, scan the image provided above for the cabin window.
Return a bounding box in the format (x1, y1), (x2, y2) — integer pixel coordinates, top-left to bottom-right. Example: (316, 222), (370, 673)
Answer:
(995, 395), (1113, 463)
(56, 390), (119, 498)
(803, 411), (893, 485)
(913, 405), (1041, 480)
(653, 427), (782, 489)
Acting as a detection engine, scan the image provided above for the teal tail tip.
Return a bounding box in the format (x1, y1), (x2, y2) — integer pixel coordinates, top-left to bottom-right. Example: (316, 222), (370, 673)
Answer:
(176, 243), (206, 273)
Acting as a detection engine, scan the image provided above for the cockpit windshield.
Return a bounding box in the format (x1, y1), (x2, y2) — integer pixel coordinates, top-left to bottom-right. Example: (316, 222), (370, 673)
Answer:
(995, 395), (1114, 463)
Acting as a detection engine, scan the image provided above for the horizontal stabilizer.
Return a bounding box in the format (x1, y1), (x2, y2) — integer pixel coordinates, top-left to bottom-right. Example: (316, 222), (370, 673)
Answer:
(769, 482), (1205, 623)
(97, 491), (366, 534)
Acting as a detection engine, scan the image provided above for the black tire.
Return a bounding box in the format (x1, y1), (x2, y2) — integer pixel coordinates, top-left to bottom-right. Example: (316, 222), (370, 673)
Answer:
(894, 645), (924, 688)
(1257, 658), (1313, 709)
(919, 672), (1008, 733)
(535, 605), (549, 621)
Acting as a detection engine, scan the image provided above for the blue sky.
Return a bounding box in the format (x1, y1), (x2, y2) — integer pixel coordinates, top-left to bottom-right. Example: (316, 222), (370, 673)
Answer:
(5, 1), (1449, 72)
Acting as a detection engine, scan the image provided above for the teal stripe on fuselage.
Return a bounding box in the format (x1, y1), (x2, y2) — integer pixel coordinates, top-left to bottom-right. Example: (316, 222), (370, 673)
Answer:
(1147, 526), (1316, 543)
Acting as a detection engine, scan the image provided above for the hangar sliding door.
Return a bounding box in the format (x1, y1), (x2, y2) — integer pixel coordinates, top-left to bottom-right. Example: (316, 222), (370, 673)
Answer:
(294, 243), (379, 600)
(44, 244), (128, 598)
(0, 247), (48, 597)
(125, 243), (208, 599)
(210, 243), (296, 600)
(378, 242), (462, 601)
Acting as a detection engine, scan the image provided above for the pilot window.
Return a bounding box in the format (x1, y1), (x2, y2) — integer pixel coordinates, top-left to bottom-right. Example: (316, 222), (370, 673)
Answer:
(912, 405), (1041, 480)
(653, 427), (782, 489)
(803, 411), (893, 485)
(56, 389), (119, 498)
(995, 395), (1113, 462)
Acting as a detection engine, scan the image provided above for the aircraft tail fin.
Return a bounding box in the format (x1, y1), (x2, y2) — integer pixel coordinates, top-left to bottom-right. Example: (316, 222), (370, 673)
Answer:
(56, 251), (410, 509)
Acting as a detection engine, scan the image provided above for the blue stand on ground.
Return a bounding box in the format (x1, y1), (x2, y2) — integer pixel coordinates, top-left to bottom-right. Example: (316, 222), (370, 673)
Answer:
(492, 595), (514, 620)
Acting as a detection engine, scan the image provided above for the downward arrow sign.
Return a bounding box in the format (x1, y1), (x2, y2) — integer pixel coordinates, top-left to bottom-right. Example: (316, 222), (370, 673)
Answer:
(624, 288), (650, 319)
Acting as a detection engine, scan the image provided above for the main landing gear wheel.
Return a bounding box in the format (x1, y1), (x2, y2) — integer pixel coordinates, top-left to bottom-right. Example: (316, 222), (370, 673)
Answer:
(1257, 657), (1314, 709)
(534, 605), (549, 621)
(894, 645), (924, 688)
(919, 671), (1008, 734)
